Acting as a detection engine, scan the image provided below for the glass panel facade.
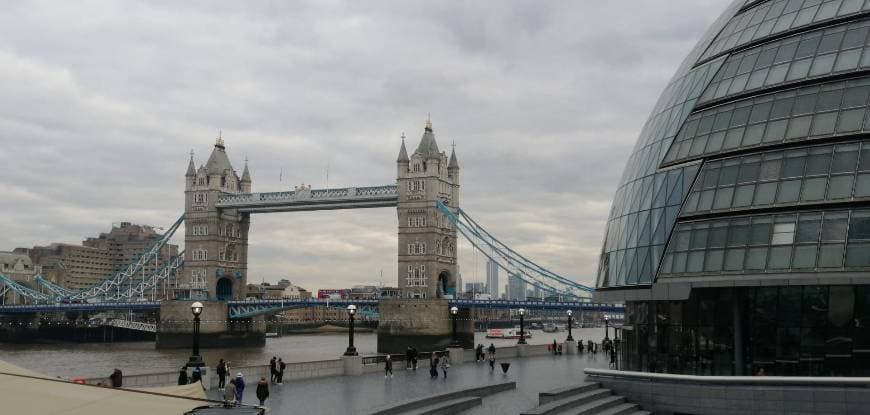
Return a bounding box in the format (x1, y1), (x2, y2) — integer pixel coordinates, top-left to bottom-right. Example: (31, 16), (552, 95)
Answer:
(699, 19), (870, 105)
(681, 140), (870, 216)
(660, 208), (870, 276)
(622, 286), (870, 376)
(700, 0), (870, 63)
(664, 77), (870, 166)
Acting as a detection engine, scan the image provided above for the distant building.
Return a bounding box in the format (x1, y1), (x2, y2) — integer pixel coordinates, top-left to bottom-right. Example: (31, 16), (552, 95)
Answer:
(246, 280), (310, 299)
(317, 289), (348, 299)
(486, 259), (499, 298)
(349, 285), (379, 300)
(455, 272), (463, 295)
(17, 222), (178, 294)
(507, 273), (526, 300)
(465, 282), (486, 295)
(379, 286), (400, 299)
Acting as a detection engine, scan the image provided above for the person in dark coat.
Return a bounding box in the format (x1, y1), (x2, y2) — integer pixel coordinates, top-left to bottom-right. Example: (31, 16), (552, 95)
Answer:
(269, 357), (277, 383)
(234, 373), (246, 405)
(255, 377), (269, 406)
(277, 358), (286, 384)
(223, 379), (237, 407)
(384, 354), (393, 378)
(178, 366), (188, 385)
(216, 359), (227, 389)
(190, 367), (202, 384)
(411, 347), (418, 370)
(487, 343), (496, 359)
(109, 368), (122, 388)
(429, 353), (439, 378)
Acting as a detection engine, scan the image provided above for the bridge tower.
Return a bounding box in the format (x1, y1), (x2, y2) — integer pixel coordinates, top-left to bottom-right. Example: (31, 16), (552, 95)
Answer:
(181, 136), (250, 301)
(396, 118), (460, 299)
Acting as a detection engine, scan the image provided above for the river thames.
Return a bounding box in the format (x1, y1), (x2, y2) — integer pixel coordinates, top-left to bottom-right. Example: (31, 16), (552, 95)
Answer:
(0, 328), (605, 378)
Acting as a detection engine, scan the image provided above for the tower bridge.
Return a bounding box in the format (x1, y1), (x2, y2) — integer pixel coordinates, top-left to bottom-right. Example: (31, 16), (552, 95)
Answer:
(0, 118), (618, 351)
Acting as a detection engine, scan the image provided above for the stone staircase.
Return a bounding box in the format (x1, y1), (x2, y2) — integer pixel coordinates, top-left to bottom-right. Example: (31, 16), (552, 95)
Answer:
(520, 382), (651, 415)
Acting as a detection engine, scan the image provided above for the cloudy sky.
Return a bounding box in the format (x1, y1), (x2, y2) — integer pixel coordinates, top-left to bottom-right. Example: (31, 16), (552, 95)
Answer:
(0, 1), (729, 291)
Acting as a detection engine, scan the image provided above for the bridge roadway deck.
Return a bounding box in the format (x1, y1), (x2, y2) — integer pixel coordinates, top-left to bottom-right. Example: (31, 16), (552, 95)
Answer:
(0, 299), (624, 315)
(207, 352), (611, 414)
(215, 185), (399, 213)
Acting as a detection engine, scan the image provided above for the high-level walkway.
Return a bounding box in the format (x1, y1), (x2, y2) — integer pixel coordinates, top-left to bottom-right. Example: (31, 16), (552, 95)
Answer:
(207, 353), (611, 414)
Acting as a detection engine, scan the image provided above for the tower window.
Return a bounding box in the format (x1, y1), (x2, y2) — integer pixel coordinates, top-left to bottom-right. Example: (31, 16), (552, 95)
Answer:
(194, 193), (208, 205)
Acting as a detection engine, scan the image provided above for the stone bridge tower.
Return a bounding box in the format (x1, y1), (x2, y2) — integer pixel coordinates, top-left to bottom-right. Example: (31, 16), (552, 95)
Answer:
(396, 119), (460, 299)
(182, 136), (251, 301)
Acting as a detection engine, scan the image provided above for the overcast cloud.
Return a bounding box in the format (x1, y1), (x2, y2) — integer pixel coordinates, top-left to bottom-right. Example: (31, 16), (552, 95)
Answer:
(0, 1), (728, 291)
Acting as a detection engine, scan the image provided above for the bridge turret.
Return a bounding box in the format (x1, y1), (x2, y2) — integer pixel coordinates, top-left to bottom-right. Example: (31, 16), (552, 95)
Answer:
(240, 158), (252, 193)
(185, 151), (196, 190)
(397, 133), (409, 177)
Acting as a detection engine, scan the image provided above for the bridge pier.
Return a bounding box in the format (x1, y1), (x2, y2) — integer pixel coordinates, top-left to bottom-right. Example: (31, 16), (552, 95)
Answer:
(377, 299), (473, 354)
(156, 300), (264, 349)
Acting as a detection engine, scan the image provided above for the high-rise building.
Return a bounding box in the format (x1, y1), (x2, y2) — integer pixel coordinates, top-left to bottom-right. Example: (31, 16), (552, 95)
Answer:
(396, 119), (460, 299)
(597, 0), (870, 377)
(19, 223), (178, 293)
(486, 259), (499, 298)
(465, 282), (486, 294)
(507, 273), (526, 300)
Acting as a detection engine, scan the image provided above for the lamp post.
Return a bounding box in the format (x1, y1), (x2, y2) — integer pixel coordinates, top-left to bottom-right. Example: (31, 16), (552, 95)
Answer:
(517, 308), (527, 345)
(344, 304), (358, 356)
(450, 306), (460, 347)
(566, 309), (574, 342)
(604, 314), (610, 341)
(187, 301), (204, 368)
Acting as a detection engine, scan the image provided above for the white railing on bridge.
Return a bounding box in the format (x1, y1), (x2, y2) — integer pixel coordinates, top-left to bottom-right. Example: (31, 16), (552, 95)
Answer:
(107, 319), (157, 333)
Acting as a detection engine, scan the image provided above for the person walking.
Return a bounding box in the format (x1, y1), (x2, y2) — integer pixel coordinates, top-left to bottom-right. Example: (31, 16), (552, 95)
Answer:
(405, 347), (413, 370)
(277, 358), (286, 384)
(269, 357), (277, 383)
(234, 373), (246, 405)
(384, 355), (393, 378)
(429, 353), (439, 378)
(109, 368), (123, 388)
(190, 367), (202, 384)
(255, 377), (269, 406)
(440, 353), (450, 378)
(488, 352), (496, 371)
(488, 343), (496, 359)
(411, 346), (418, 370)
(177, 366), (188, 385)
(216, 359), (227, 389)
(223, 379), (237, 407)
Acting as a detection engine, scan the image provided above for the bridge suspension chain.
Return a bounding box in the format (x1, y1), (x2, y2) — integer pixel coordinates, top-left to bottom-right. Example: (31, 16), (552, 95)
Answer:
(436, 201), (592, 300)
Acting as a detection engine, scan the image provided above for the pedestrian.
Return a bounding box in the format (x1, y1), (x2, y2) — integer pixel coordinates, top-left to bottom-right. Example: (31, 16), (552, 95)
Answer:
(190, 367), (202, 383)
(277, 358), (286, 384)
(488, 343), (496, 359)
(256, 377), (269, 406)
(384, 355), (393, 378)
(440, 353), (450, 378)
(488, 353), (495, 371)
(578, 340), (583, 354)
(429, 353), (439, 378)
(269, 357), (277, 383)
(216, 359), (227, 389)
(405, 346), (413, 370)
(109, 368), (122, 388)
(178, 366), (188, 385)
(552, 339), (558, 355)
(234, 373), (246, 405)
(223, 379), (237, 407)
(190, 367), (202, 384)
(610, 347), (617, 367)
(411, 346), (418, 370)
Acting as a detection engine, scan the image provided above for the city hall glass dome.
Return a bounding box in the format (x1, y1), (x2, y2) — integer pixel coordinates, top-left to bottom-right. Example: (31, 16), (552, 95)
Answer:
(597, 0), (870, 376)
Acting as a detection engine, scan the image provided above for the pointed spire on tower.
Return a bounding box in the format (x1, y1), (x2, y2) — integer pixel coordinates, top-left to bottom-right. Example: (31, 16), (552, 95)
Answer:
(415, 115), (440, 158)
(241, 157), (252, 183)
(186, 150), (196, 177)
(449, 141), (459, 170)
(397, 132), (409, 163)
(425, 114), (433, 132)
(215, 130), (225, 149)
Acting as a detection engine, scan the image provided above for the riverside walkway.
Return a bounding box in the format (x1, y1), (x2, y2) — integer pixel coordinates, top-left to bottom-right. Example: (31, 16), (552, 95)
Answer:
(207, 352), (612, 414)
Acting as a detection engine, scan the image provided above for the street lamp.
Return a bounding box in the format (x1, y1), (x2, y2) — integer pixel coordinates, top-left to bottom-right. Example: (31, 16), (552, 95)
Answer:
(187, 301), (204, 368)
(517, 308), (527, 345)
(566, 309), (574, 342)
(604, 314), (610, 341)
(344, 304), (358, 356)
(450, 306), (460, 347)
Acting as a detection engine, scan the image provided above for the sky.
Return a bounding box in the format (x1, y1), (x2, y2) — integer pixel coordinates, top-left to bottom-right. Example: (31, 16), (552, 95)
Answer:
(0, 0), (730, 291)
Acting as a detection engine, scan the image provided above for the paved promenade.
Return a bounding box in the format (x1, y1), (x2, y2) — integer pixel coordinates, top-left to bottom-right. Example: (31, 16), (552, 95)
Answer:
(208, 351), (611, 414)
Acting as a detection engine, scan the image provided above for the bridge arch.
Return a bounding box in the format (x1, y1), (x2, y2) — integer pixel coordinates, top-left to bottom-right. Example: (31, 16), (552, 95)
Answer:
(216, 277), (233, 301)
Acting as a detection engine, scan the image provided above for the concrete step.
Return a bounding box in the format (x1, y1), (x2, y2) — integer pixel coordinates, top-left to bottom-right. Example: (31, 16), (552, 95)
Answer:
(539, 382), (602, 405)
(402, 396), (482, 415)
(626, 412), (651, 415)
(570, 395), (625, 415)
(520, 388), (612, 415)
(589, 402), (639, 415)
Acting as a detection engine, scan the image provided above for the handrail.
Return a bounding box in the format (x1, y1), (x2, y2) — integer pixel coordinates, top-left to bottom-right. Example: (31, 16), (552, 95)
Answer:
(584, 368), (870, 386)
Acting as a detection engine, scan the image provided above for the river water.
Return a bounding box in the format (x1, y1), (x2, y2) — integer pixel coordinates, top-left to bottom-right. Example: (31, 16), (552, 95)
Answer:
(0, 328), (606, 379)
